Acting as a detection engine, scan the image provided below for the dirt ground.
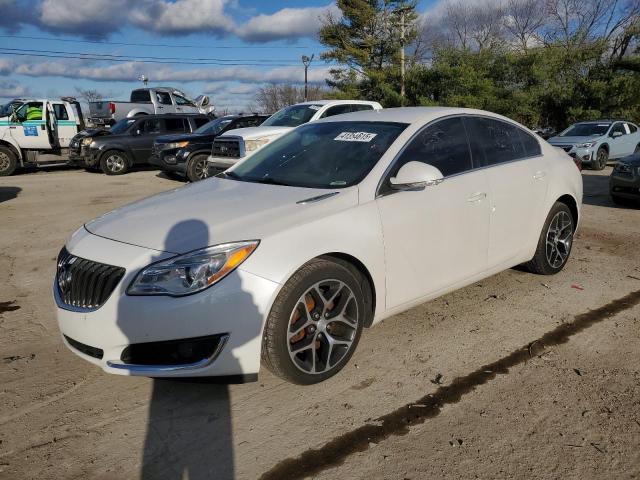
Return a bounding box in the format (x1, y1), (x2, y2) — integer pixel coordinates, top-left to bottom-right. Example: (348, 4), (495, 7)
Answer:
(0, 166), (639, 480)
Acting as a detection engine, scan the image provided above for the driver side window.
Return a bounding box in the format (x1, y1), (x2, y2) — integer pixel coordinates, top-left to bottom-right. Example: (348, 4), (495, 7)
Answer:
(174, 94), (195, 107)
(392, 117), (472, 178)
(16, 102), (44, 122)
(611, 123), (626, 136)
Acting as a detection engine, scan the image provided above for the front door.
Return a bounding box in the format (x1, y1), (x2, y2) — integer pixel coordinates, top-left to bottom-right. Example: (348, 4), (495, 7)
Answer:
(130, 118), (162, 163)
(8, 101), (51, 150)
(376, 116), (490, 309)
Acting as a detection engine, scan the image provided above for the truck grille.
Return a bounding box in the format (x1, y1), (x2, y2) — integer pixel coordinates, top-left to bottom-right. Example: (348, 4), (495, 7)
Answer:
(56, 247), (125, 310)
(212, 138), (242, 158)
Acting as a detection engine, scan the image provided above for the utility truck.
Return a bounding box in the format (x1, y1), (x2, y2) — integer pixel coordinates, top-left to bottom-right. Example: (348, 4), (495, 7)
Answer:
(0, 97), (85, 176)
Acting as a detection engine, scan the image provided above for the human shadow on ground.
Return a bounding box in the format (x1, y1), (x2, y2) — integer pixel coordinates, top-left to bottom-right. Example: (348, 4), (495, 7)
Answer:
(0, 186), (21, 203)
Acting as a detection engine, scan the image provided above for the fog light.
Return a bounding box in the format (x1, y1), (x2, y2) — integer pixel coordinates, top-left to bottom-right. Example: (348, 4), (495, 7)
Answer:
(164, 155), (177, 164)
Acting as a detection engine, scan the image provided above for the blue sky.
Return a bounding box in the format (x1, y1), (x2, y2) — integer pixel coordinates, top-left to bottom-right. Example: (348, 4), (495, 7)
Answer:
(0, 0), (439, 110)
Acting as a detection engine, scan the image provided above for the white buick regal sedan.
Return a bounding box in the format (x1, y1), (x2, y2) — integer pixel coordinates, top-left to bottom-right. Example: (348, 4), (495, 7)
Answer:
(54, 107), (582, 385)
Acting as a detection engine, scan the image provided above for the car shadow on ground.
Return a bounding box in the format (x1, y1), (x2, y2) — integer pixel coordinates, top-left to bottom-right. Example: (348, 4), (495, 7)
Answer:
(0, 186), (21, 203)
(581, 171), (639, 209)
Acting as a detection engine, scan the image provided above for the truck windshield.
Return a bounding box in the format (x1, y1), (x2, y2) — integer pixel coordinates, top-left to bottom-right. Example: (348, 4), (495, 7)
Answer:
(261, 104), (323, 127)
(195, 117), (234, 135)
(560, 123), (610, 137)
(0, 101), (20, 117)
(227, 121), (408, 189)
(110, 118), (136, 134)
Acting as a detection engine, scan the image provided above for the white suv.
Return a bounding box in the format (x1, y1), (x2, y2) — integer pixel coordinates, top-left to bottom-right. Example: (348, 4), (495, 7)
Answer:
(206, 100), (382, 172)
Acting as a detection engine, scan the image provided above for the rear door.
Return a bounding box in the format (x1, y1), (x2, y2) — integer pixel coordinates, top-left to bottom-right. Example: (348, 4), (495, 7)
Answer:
(129, 117), (162, 163)
(465, 116), (548, 267)
(376, 116), (490, 308)
(51, 102), (77, 148)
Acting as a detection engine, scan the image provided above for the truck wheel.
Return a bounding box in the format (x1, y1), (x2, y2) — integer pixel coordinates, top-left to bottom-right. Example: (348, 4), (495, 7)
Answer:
(0, 146), (17, 176)
(186, 154), (209, 182)
(100, 151), (130, 175)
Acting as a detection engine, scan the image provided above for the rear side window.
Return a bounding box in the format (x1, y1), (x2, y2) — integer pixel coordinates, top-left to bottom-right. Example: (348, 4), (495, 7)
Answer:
(466, 117), (526, 166)
(321, 104), (353, 118)
(164, 118), (188, 133)
(52, 104), (69, 120)
(350, 104), (374, 112)
(394, 116), (472, 177)
(518, 129), (541, 157)
(193, 117), (210, 128)
(611, 122), (626, 136)
(131, 90), (152, 103)
(627, 123), (638, 133)
(139, 118), (161, 134)
(156, 92), (172, 105)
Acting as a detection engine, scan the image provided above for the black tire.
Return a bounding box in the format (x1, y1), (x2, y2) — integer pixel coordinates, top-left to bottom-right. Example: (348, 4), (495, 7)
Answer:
(523, 202), (575, 275)
(0, 146), (18, 176)
(100, 150), (130, 175)
(186, 154), (210, 182)
(594, 146), (608, 170)
(261, 258), (365, 385)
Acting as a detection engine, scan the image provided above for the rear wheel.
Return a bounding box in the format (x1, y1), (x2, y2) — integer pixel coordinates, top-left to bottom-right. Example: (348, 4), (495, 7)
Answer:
(186, 154), (209, 182)
(0, 146), (17, 176)
(524, 202), (575, 275)
(261, 258), (365, 385)
(100, 151), (130, 175)
(594, 146), (608, 170)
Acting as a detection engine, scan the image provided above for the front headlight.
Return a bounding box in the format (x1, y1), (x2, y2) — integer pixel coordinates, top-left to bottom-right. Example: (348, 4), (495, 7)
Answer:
(127, 241), (259, 296)
(576, 141), (595, 148)
(163, 141), (190, 150)
(82, 137), (92, 146)
(244, 138), (270, 152)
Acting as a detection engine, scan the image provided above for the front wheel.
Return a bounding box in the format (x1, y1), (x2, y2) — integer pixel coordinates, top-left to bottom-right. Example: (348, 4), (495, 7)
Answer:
(186, 154), (210, 182)
(261, 258), (365, 385)
(594, 147), (608, 170)
(523, 202), (575, 275)
(100, 151), (130, 175)
(0, 146), (17, 176)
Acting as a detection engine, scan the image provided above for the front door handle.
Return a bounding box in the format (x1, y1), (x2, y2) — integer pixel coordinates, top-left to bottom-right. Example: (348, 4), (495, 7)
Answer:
(533, 170), (546, 180)
(467, 192), (487, 203)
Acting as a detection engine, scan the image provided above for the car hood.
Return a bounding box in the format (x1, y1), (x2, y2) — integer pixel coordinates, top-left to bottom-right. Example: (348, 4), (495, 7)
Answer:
(219, 125), (294, 140)
(84, 178), (357, 254)
(618, 154), (640, 166)
(548, 135), (602, 145)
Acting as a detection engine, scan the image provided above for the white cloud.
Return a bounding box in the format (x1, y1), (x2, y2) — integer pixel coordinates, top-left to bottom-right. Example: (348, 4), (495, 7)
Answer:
(131, 0), (234, 35)
(0, 80), (30, 98)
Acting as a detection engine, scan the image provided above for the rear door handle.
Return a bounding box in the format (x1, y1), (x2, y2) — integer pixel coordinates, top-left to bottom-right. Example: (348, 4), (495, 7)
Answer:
(467, 192), (487, 203)
(533, 171), (546, 180)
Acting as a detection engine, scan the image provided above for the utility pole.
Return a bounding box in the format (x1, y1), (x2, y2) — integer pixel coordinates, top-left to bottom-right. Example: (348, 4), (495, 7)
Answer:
(302, 54), (314, 101)
(394, 5), (412, 98)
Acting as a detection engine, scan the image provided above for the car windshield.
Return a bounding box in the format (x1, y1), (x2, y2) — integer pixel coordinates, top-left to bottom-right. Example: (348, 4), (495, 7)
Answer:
(0, 101), (20, 117)
(261, 104), (323, 127)
(109, 118), (136, 134)
(227, 121), (408, 189)
(560, 123), (610, 137)
(195, 117), (234, 135)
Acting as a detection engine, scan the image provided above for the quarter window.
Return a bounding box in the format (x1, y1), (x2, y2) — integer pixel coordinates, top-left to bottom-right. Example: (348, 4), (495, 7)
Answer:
(518, 129), (542, 157)
(465, 117), (526, 166)
(321, 105), (353, 118)
(140, 118), (161, 134)
(131, 90), (152, 103)
(393, 117), (472, 178)
(164, 118), (188, 133)
(627, 123), (638, 133)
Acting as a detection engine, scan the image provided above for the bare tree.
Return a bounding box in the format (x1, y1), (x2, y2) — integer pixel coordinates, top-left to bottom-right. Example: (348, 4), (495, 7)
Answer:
(74, 87), (104, 103)
(469, 1), (506, 51)
(252, 84), (328, 113)
(444, 1), (473, 49)
(504, 0), (547, 51)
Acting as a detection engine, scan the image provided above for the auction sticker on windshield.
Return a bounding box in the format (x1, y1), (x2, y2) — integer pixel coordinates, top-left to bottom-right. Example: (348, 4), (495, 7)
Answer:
(334, 132), (377, 142)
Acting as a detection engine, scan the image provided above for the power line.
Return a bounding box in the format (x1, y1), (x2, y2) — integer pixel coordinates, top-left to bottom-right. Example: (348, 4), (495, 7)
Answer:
(0, 47), (303, 65)
(0, 34), (314, 50)
(0, 50), (304, 67)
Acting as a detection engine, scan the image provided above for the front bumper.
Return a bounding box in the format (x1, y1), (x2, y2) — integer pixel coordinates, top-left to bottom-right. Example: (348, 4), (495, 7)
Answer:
(54, 232), (280, 378)
(149, 148), (188, 174)
(207, 155), (240, 171)
(610, 172), (640, 199)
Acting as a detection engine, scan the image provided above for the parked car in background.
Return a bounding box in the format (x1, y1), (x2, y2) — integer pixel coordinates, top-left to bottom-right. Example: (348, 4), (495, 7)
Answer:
(82, 114), (210, 175)
(88, 87), (214, 127)
(531, 126), (556, 140)
(0, 97), (85, 176)
(150, 114), (268, 182)
(207, 100), (382, 172)
(54, 107), (581, 385)
(547, 120), (640, 170)
(610, 153), (640, 205)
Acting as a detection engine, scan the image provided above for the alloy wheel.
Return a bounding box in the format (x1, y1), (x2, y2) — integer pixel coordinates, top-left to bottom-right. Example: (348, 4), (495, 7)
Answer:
(105, 154), (125, 173)
(597, 149), (607, 169)
(194, 158), (209, 180)
(545, 211), (573, 268)
(287, 279), (359, 375)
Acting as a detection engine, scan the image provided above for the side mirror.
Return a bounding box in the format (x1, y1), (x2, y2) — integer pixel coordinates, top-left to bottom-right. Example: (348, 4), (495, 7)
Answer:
(611, 131), (623, 138)
(195, 95), (210, 107)
(389, 161), (444, 191)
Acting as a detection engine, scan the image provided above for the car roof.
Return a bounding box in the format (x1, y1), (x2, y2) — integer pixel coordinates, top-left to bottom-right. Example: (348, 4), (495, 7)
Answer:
(132, 113), (209, 119)
(294, 99), (381, 107)
(312, 106), (515, 126)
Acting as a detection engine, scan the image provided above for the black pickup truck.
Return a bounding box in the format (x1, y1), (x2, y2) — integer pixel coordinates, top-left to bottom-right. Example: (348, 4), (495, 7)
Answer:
(149, 114), (268, 182)
(76, 114), (210, 175)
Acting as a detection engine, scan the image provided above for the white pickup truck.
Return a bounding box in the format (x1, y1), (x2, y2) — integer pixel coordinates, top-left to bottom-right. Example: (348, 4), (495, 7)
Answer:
(206, 100), (382, 173)
(0, 97), (86, 176)
(89, 87), (214, 126)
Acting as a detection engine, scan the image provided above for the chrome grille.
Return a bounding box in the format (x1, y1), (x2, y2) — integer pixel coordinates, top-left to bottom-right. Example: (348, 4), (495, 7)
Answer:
(56, 247), (125, 310)
(212, 138), (241, 158)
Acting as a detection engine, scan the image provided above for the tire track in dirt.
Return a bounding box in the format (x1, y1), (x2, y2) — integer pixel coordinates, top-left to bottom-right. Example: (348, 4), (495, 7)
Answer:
(259, 288), (640, 480)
